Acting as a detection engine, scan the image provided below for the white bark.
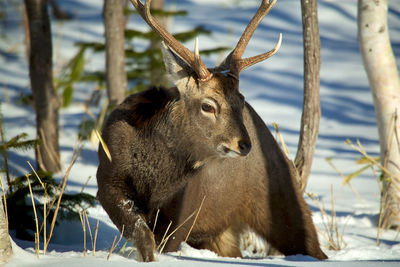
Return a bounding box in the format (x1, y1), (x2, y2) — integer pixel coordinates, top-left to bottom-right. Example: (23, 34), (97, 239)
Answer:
(358, 0), (400, 228)
(0, 197), (12, 265)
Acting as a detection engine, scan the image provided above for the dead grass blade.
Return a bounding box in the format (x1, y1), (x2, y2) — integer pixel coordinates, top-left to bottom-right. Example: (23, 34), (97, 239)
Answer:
(27, 161), (49, 254)
(93, 219), (99, 256)
(156, 211), (197, 254)
(346, 139), (390, 178)
(325, 157), (365, 204)
(272, 122), (290, 156)
(78, 210), (87, 256)
(152, 209), (160, 233)
(95, 129), (112, 162)
(84, 210), (95, 255)
(157, 220), (172, 253)
(178, 196), (206, 258)
(26, 174), (40, 258)
(307, 187), (346, 251)
(107, 225), (125, 260)
(45, 143), (82, 250)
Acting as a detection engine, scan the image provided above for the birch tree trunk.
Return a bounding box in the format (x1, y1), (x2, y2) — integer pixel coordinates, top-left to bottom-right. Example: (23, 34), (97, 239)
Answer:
(295, 0), (321, 192)
(103, 0), (128, 106)
(25, 0), (61, 173)
(0, 198), (12, 265)
(358, 0), (400, 228)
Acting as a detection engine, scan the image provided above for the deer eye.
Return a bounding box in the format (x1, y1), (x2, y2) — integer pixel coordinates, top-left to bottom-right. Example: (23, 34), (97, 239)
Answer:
(201, 103), (215, 113)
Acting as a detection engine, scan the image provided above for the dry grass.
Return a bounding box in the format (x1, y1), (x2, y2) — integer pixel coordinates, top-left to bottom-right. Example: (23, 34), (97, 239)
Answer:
(93, 219), (100, 256)
(155, 196), (206, 257)
(78, 210), (87, 256)
(27, 161), (49, 254)
(307, 186), (347, 251)
(328, 138), (399, 245)
(46, 143), (83, 250)
(272, 122), (291, 157)
(179, 196), (206, 257)
(25, 174), (40, 258)
(107, 225), (125, 260)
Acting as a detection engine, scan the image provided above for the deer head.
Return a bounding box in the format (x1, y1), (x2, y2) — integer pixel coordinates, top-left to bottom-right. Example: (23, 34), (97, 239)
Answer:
(129, 0), (281, 159)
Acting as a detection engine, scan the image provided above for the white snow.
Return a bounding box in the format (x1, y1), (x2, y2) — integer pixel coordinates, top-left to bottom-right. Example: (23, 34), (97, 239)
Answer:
(1, 0), (400, 266)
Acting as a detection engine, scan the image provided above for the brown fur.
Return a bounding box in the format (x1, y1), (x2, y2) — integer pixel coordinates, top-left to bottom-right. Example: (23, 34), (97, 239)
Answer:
(97, 70), (327, 261)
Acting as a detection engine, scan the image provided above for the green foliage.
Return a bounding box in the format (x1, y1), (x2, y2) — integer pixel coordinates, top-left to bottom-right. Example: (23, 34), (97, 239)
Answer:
(0, 132), (39, 153)
(0, 111), (96, 241)
(77, 7), (230, 94)
(6, 170), (96, 240)
(78, 119), (96, 140)
(60, 6), (230, 139)
(17, 92), (33, 106)
(124, 8), (188, 17)
(56, 46), (87, 107)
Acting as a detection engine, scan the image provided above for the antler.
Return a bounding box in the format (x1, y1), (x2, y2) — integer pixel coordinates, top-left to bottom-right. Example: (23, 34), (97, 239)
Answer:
(229, 0), (282, 78)
(129, 0), (213, 82)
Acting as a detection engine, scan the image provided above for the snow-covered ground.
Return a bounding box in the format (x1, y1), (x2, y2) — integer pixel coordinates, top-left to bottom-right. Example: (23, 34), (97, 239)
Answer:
(1, 0), (400, 266)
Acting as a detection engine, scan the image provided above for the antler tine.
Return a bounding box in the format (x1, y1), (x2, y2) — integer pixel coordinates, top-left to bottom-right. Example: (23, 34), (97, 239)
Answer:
(232, 0), (276, 60)
(234, 33), (282, 74)
(230, 0), (279, 76)
(129, 0), (212, 81)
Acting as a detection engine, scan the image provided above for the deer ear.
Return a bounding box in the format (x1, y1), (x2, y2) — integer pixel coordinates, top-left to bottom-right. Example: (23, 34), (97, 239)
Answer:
(214, 50), (234, 72)
(161, 41), (195, 92)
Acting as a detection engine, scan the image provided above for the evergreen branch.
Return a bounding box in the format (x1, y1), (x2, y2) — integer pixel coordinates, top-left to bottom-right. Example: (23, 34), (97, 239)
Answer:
(173, 26), (211, 42)
(124, 8), (187, 17)
(5, 139), (40, 152)
(200, 46), (231, 56)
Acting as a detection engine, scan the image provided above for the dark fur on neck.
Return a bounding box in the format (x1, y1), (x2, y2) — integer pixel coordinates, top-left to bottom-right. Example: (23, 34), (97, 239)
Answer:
(123, 86), (180, 131)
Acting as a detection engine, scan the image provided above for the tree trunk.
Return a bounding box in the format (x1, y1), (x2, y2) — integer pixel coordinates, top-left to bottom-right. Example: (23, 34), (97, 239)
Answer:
(25, 0), (61, 173)
(0, 198), (12, 265)
(103, 0), (127, 106)
(148, 0), (168, 87)
(295, 0), (321, 192)
(358, 0), (400, 229)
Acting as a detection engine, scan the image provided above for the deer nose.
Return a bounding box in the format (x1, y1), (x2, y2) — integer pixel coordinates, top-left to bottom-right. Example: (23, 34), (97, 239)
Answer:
(238, 139), (251, 156)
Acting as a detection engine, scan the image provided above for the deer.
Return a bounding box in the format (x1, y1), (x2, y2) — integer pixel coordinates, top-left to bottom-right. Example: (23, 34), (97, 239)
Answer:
(96, 0), (327, 262)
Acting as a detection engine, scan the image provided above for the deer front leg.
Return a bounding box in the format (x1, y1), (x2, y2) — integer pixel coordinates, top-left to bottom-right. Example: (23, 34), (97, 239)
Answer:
(97, 187), (156, 261)
(119, 200), (156, 262)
